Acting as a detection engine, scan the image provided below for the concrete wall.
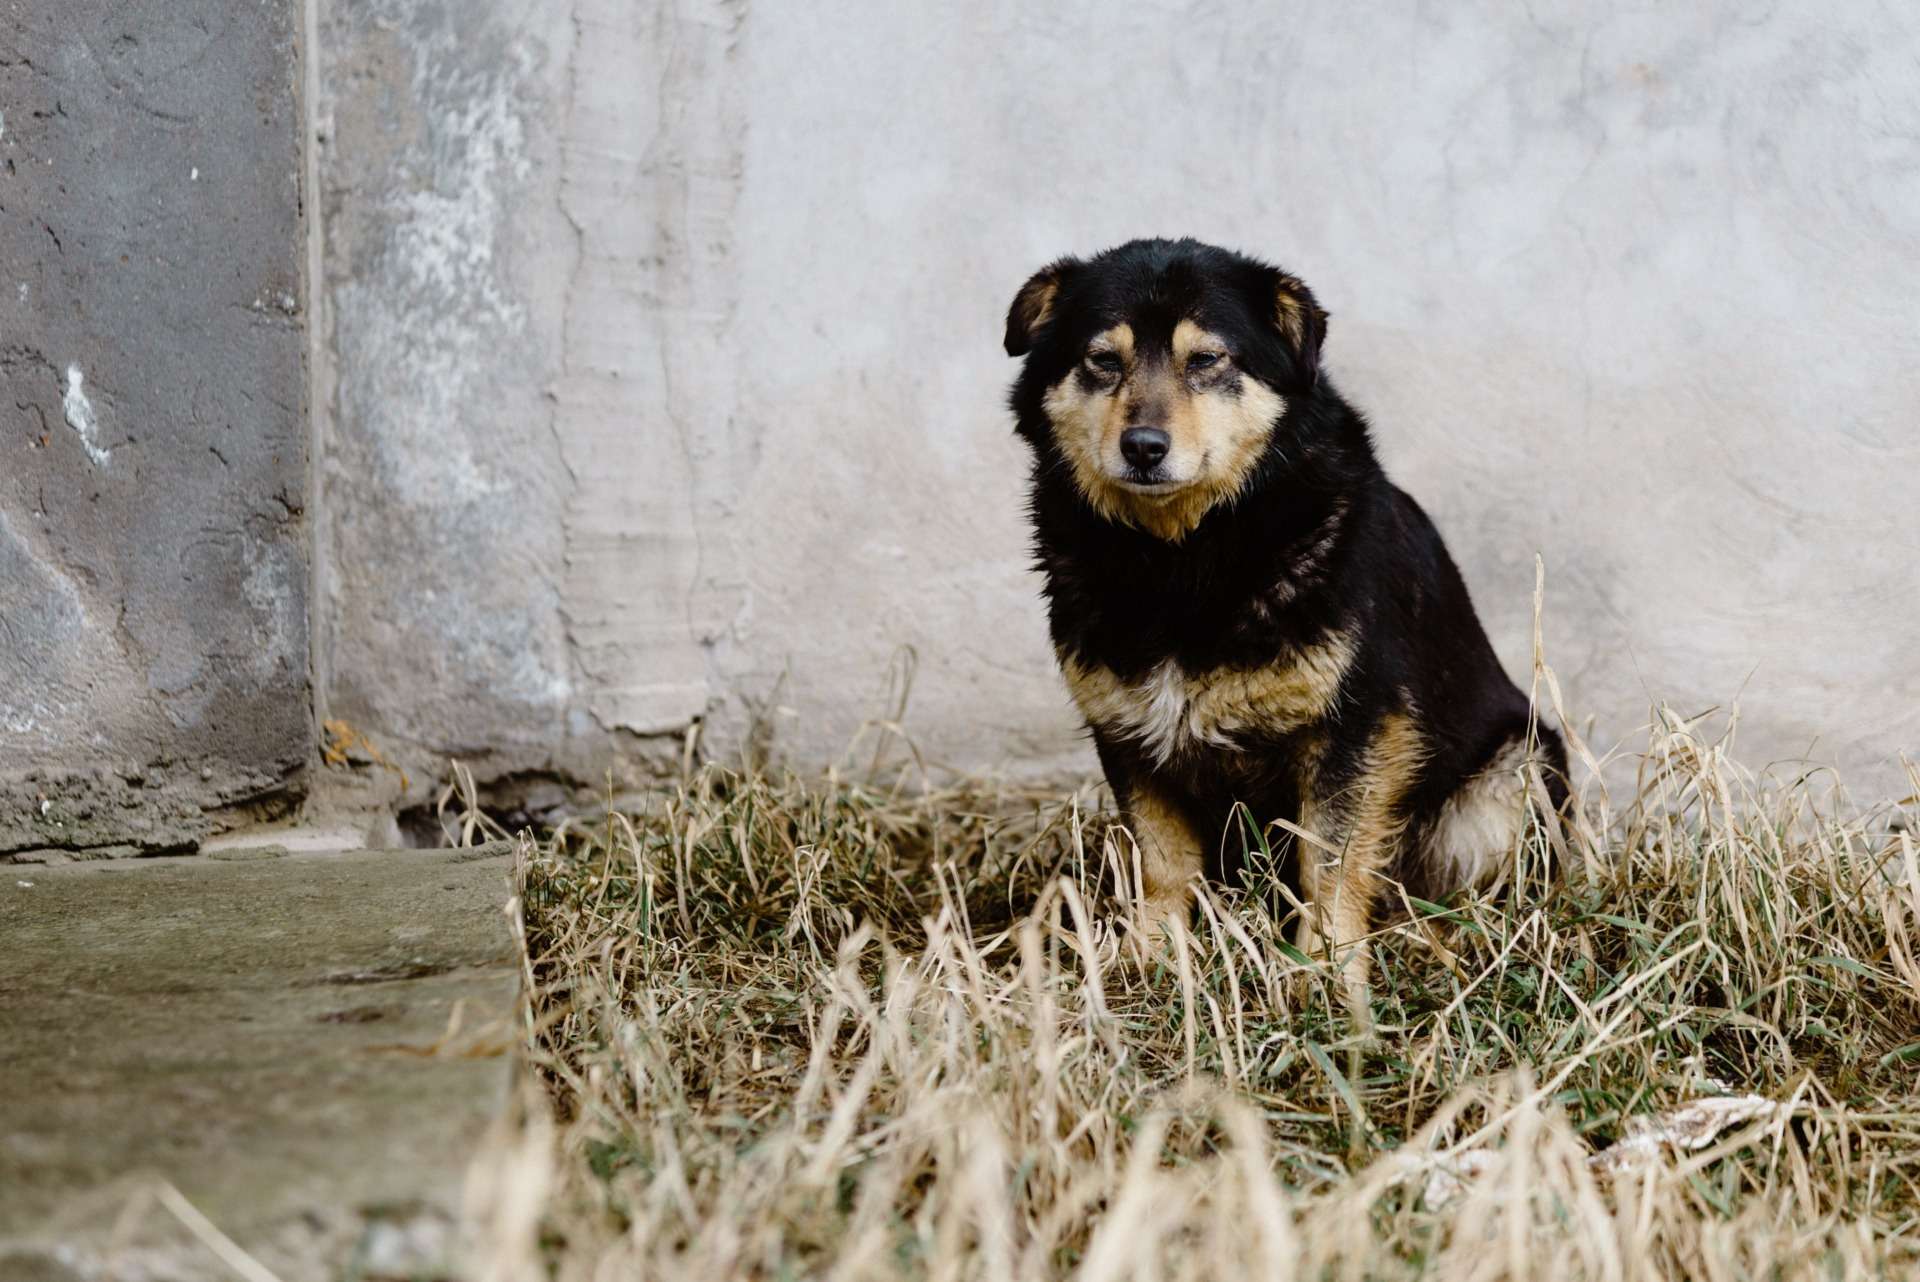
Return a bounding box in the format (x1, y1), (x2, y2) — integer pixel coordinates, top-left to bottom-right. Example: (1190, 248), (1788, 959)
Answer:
(311, 1), (579, 815)
(314, 2), (1919, 802)
(4, 2), (1914, 855)
(0, 2), (310, 855)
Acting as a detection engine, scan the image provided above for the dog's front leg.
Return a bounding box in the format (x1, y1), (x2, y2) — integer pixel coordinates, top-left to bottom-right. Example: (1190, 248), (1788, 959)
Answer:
(1094, 735), (1205, 951)
(1118, 784), (1206, 945)
(1098, 736), (1198, 948)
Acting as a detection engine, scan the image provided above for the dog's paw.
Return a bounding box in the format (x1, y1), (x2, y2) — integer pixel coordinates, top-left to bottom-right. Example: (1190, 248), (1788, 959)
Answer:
(1282, 953), (1328, 1011)
(1114, 896), (1191, 973)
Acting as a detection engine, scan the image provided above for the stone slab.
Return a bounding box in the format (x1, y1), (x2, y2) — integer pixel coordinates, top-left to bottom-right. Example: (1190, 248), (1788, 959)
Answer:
(0, 842), (521, 1280)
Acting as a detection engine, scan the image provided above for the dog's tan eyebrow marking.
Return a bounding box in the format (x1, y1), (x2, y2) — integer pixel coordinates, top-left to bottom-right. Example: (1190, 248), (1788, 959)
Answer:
(1086, 324), (1135, 361)
(1172, 319), (1229, 362)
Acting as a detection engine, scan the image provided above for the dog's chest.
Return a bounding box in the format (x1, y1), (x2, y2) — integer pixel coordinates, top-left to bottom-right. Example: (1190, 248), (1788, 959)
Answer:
(1062, 632), (1353, 768)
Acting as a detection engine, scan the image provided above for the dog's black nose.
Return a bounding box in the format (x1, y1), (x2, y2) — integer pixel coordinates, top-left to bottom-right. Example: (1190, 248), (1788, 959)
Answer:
(1120, 427), (1170, 470)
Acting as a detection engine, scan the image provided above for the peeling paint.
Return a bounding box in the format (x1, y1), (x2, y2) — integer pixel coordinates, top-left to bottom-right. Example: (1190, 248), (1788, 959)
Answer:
(61, 366), (110, 467)
(0, 509), (125, 752)
(241, 539), (302, 677)
(349, 30), (531, 506)
(317, 2), (575, 768)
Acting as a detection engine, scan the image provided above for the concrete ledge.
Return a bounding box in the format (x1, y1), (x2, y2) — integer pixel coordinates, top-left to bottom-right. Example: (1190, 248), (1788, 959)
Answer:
(0, 842), (522, 1281)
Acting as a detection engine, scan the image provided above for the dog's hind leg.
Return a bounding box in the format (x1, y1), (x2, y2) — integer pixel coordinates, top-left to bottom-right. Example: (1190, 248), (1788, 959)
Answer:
(1422, 727), (1568, 896)
(1293, 713), (1426, 1018)
(1292, 798), (1390, 995)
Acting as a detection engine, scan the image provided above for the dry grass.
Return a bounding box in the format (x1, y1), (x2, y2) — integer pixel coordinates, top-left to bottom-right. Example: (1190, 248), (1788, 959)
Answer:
(482, 710), (1920, 1281)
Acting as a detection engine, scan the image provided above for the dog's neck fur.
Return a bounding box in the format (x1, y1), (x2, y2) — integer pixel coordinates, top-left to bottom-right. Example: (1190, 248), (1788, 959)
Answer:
(1028, 384), (1382, 678)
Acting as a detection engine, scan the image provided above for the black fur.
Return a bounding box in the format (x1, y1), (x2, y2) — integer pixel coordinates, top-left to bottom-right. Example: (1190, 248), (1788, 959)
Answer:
(1006, 237), (1567, 906)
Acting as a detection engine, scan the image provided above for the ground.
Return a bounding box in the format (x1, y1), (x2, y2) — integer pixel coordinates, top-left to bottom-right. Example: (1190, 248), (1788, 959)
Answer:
(506, 714), (1920, 1280)
(0, 842), (519, 1281)
(6, 714), (1918, 1281)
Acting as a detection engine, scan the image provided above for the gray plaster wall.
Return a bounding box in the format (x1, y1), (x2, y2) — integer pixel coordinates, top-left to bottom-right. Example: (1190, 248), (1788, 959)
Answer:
(0, 1), (310, 855)
(319, 2), (1920, 799)
(312, 0), (578, 805)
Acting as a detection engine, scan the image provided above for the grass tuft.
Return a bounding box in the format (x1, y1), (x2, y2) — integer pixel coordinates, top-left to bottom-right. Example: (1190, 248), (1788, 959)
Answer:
(488, 712), (1920, 1280)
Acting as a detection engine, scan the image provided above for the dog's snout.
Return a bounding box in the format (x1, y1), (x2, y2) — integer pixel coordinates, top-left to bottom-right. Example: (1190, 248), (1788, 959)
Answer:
(1120, 427), (1170, 470)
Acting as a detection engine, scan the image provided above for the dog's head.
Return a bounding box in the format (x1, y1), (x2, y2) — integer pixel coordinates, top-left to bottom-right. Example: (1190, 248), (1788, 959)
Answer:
(1004, 238), (1327, 541)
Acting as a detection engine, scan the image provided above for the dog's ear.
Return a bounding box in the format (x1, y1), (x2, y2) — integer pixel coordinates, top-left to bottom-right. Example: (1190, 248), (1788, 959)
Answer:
(1004, 258), (1078, 357)
(1271, 272), (1329, 388)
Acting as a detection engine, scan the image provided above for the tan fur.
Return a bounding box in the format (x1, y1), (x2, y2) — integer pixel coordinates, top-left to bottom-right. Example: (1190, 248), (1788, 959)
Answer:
(1272, 275), (1323, 352)
(1061, 630), (1355, 768)
(1089, 322), (1137, 365)
(1273, 277), (1308, 349)
(1168, 318), (1215, 363)
(1042, 322), (1285, 543)
(1120, 785), (1206, 938)
(1010, 274), (1061, 345)
(1294, 713), (1428, 986)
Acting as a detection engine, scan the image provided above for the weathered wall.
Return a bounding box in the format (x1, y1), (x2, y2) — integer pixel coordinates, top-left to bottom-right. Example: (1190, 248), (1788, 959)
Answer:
(311, 0), (579, 814)
(0, 1), (310, 855)
(319, 2), (1920, 800)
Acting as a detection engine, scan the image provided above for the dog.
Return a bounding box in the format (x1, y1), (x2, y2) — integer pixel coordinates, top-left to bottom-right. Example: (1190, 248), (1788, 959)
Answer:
(1003, 237), (1567, 990)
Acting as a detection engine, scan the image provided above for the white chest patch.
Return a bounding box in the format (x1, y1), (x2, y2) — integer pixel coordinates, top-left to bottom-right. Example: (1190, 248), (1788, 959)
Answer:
(1061, 634), (1355, 769)
(1107, 660), (1235, 766)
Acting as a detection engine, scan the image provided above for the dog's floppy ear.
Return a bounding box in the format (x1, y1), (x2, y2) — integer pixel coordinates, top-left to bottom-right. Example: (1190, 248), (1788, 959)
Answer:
(1271, 272), (1330, 388)
(1004, 258), (1078, 357)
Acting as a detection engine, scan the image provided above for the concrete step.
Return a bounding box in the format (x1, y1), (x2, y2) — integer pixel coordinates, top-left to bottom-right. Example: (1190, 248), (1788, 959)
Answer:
(0, 842), (522, 1281)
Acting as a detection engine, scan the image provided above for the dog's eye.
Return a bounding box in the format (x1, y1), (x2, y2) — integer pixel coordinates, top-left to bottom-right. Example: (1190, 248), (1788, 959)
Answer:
(1187, 351), (1225, 371)
(1084, 351), (1123, 375)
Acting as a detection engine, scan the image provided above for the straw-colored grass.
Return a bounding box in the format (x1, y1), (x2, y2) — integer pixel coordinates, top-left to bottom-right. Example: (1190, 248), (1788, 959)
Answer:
(481, 708), (1920, 1281)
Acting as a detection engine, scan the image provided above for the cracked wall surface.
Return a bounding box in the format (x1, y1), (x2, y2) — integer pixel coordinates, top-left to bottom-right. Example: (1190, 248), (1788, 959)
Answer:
(319, 1), (1920, 797)
(313, 0), (580, 796)
(0, 1), (309, 855)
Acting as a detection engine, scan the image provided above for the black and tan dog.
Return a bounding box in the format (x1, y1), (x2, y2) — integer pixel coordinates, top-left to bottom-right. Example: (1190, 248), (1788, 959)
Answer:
(1003, 237), (1566, 987)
